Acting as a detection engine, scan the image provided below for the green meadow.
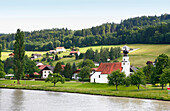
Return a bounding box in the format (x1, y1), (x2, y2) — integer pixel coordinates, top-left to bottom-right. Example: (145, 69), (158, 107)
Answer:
(0, 80), (170, 101)
(1, 44), (170, 67)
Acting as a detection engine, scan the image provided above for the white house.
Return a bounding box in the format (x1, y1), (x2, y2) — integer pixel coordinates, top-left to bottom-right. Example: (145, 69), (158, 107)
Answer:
(31, 54), (42, 60)
(38, 65), (54, 79)
(49, 50), (57, 54)
(36, 62), (43, 66)
(56, 47), (66, 52)
(90, 45), (136, 83)
(70, 51), (80, 56)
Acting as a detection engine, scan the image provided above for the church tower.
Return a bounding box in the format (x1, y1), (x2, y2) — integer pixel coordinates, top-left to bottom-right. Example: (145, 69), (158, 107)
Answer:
(122, 46), (130, 76)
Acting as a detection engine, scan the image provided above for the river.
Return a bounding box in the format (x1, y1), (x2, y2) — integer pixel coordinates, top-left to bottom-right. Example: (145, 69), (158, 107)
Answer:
(0, 89), (169, 111)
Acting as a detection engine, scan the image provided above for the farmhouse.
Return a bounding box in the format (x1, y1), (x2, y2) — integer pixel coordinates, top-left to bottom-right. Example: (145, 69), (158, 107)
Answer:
(9, 53), (14, 57)
(38, 65), (54, 79)
(56, 47), (66, 52)
(49, 50), (57, 54)
(90, 45), (137, 83)
(70, 51), (80, 56)
(31, 54), (42, 60)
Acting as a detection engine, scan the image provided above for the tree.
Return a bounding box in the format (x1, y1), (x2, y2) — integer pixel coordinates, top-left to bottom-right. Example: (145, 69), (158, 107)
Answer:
(77, 59), (95, 68)
(53, 62), (62, 74)
(143, 64), (154, 83)
(55, 54), (59, 61)
(0, 71), (6, 78)
(159, 68), (170, 90)
(78, 66), (90, 81)
(94, 50), (100, 63)
(63, 63), (72, 79)
(8, 68), (14, 74)
(108, 70), (126, 90)
(45, 73), (65, 86)
(72, 62), (77, 73)
(131, 70), (146, 90)
(13, 29), (25, 84)
(0, 44), (2, 59)
(24, 55), (40, 75)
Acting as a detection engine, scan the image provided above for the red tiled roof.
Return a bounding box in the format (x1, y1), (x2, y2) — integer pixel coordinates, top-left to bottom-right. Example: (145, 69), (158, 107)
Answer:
(70, 51), (79, 54)
(38, 65), (50, 70)
(96, 62), (122, 74)
(9, 53), (14, 56)
(33, 72), (40, 75)
(61, 65), (65, 69)
(56, 47), (65, 49)
(91, 68), (98, 71)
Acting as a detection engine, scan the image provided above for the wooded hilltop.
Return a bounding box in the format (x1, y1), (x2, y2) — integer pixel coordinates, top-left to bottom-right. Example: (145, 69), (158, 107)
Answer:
(0, 14), (170, 51)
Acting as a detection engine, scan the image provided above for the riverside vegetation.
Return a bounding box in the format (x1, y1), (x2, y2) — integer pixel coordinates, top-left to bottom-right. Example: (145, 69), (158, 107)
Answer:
(0, 80), (170, 101)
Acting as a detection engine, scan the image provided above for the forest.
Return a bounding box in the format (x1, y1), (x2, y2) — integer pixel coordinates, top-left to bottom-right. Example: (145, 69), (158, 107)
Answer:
(0, 14), (170, 51)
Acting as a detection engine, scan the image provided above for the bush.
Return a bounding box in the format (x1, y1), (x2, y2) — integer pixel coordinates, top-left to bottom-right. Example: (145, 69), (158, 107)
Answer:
(78, 78), (90, 82)
(65, 78), (71, 81)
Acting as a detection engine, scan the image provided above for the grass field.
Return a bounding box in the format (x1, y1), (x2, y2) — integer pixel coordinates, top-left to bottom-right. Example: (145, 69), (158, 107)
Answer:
(0, 80), (170, 101)
(1, 44), (170, 67)
(79, 44), (170, 67)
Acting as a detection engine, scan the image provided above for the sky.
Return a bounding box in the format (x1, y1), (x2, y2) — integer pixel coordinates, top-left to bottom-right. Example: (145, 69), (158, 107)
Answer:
(0, 0), (169, 33)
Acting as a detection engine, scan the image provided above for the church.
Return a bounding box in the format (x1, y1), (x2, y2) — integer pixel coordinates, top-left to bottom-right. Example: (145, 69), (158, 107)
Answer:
(90, 45), (136, 83)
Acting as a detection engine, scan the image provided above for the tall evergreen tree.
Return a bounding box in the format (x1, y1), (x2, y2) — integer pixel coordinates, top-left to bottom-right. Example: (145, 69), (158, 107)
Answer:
(13, 29), (25, 84)
(53, 62), (62, 74)
(94, 50), (100, 63)
(72, 62), (77, 73)
(0, 44), (2, 60)
(63, 63), (72, 79)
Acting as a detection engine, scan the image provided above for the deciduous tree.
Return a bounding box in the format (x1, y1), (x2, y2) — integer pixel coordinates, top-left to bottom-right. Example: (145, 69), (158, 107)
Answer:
(45, 73), (65, 86)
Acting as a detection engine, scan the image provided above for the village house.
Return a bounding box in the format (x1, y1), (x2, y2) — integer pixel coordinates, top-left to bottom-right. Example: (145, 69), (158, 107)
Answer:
(36, 62), (43, 66)
(90, 45), (137, 83)
(9, 53), (14, 57)
(56, 47), (66, 52)
(70, 51), (80, 56)
(49, 50), (57, 54)
(31, 54), (42, 60)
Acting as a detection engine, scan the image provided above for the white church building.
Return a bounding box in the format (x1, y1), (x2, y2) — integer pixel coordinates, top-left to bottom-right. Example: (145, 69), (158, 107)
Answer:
(90, 45), (136, 83)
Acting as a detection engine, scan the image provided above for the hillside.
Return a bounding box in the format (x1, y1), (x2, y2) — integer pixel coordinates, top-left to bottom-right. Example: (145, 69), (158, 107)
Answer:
(1, 44), (170, 67)
(0, 14), (170, 51)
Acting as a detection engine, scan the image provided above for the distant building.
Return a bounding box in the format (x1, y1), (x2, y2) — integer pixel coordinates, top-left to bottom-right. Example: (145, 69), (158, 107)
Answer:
(9, 53), (14, 57)
(94, 61), (100, 67)
(38, 65), (54, 79)
(31, 54), (42, 60)
(56, 47), (66, 52)
(70, 51), (80, 56)
(36, 62), (43, 66)
(49, 50), (57, 54)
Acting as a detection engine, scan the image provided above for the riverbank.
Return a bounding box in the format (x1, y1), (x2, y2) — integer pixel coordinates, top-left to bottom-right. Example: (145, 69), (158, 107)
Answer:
(0, 80), (169, 101)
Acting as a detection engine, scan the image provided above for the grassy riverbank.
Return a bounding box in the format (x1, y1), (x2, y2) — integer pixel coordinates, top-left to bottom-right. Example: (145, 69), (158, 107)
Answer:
(0, 80), (170, 101)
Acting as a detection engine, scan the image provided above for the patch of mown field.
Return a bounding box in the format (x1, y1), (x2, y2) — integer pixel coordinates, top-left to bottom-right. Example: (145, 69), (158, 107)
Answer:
(0, 80), (170, 101)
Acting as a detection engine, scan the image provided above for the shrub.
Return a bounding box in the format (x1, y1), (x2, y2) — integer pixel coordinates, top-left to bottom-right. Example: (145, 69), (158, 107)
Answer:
(78, 78), (90, 82)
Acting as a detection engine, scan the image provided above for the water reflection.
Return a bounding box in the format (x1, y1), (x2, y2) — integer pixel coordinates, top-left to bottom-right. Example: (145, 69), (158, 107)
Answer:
(0, 89), (169, 111)
(11, 89), (24, 111)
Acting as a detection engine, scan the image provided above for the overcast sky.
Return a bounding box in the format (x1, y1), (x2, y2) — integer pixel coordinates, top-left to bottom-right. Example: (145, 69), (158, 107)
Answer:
(0, 0), (169, 33)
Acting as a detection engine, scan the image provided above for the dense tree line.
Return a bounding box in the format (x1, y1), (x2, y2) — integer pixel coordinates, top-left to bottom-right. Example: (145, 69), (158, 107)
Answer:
(0, 14), (170, 51)
(84, 47), (121, 63)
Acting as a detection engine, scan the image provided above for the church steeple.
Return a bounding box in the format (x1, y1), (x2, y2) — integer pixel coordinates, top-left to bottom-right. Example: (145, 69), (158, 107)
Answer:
(122, 45), (130, 76)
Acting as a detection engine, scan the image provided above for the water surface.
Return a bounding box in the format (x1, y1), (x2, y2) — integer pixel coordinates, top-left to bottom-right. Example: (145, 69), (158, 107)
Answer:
(0, 89), (169, 111)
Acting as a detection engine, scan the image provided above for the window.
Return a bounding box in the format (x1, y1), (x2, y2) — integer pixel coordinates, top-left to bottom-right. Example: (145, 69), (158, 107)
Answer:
(49, 71), (50, 73)
(44, 71), (46, 73)
(123, 63), (125, 65)
(99, 75), (100, 78)
(44, 75), (46, 77)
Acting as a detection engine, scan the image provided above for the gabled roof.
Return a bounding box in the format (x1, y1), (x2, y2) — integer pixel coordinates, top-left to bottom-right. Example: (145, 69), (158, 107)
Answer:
(34, 72), (40, 75)
(38, 65), (50, 70)
(56, 47), (65, 49)
(130, 66), (138, 72)
(70, 51), (79, 54)
(91, 68), (98, 71)
(96, 62), (122, 74)
(9, 53), (14, 56)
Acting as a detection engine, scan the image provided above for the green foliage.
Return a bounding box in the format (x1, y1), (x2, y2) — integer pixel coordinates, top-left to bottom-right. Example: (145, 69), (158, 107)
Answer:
(131, 69), (146, 90)
(72, 62), (77, 73)
(55, 54), (59, 60)
(24, 55), (40, 74)
(108, 70), (126, 90)
(0, 61), (4, 71)
(63, 63), (72, 79)
(143, 64), (155, 83)
(45, 73), (65, 86)
(159, 68), (170, 89)
(0, 44), (2, 59)
(78, 59), (95, 68)
(53, 62), (62, 74)
(13, 29), (25, 84)
(124, 76), (131, 87)
(1, 14), (170, 51)
(78, 66), (90, 81)
(78, 78), (90, 82)
(8, 68), (14, 74)
(0, 71), (6, 78)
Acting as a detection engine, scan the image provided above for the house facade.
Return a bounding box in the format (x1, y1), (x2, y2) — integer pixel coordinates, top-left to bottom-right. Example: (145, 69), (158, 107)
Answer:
(70, 51), (80, 56)
(56, 47), (66, 52)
